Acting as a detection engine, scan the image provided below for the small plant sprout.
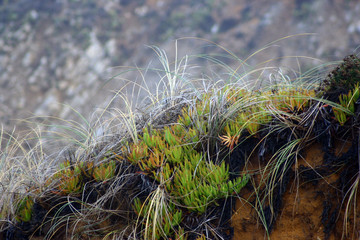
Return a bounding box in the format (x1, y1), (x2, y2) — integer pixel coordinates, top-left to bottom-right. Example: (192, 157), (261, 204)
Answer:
(219, 121), (242, 150)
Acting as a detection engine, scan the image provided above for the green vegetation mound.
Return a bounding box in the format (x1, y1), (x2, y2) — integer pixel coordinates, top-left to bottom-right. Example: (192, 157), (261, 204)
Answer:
(1, 49), (360, 239)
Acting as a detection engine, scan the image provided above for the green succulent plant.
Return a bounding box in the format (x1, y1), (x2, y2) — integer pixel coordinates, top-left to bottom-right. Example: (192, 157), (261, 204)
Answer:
(92, 159), (117, 182)
(172, 158), (249, 214)
(274, 87), (315, 112)
(333, 83), (360, 126)
(16, 196), (34, 222)
(127, 141), (149, 164)
(51, 160), (84, 195)
(123, 100), (250, 221)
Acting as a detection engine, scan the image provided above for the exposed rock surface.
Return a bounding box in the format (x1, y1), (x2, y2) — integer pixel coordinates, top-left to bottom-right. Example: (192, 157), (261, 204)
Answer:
(1, 0), (360, 135)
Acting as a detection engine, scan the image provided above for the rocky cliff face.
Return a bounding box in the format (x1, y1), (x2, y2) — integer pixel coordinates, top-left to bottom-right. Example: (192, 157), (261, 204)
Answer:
(1, 0), (360, 135)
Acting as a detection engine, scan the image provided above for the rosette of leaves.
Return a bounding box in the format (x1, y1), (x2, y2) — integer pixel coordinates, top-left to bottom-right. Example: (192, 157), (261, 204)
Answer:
(126, 128), (166, 173)
(127, 141), (149, 165)
(219, 119), (243, 150)
(244, 106), (272, 135)
(178, 107), (193, 127)
(92, 159), (117, 182)
(51, 160), (84, 195)
(220, 103), (271, 149)
(333, 83), (360, 126)
(16, 196), (34, 222)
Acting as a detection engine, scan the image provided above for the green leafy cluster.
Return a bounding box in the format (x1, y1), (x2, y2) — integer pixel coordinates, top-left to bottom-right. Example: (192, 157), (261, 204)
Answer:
(225, 86), (315, 114)
(125, 120), (247, 215)
(116, 93), (250, 238)
(333, 83), (360, 126)
(177, 93), (212, 136)
(220, 103), (271, 149)
(272, 87), (315, 112)
(16, 196), (34, 222)
(172, 157), (249, 214)
(90, 159), (117, 182)
(126, 124), (199, 173)
(48, 155), (118, 196)
(51, 160), (84, 195)
(220, 87), (315, 150)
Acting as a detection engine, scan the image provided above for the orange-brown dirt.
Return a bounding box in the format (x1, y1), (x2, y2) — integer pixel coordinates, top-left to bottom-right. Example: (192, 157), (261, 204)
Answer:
(232, 141), (360, 240)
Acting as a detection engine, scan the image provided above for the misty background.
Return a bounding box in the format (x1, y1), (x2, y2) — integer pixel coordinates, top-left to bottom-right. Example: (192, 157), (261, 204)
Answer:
(1, 0), (360, 139)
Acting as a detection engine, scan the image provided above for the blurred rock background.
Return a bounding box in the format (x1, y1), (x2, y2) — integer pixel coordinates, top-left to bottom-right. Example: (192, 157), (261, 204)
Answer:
(1, 0), (360, 136)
